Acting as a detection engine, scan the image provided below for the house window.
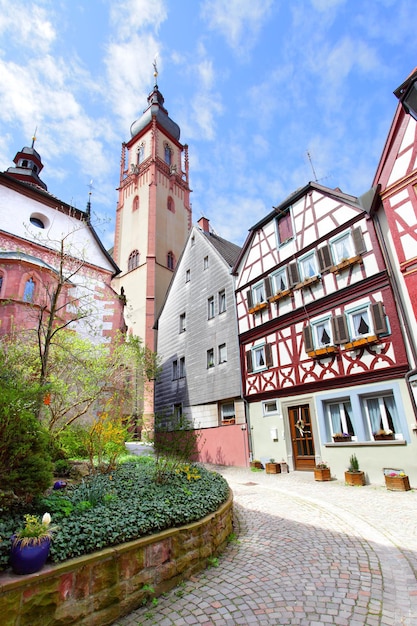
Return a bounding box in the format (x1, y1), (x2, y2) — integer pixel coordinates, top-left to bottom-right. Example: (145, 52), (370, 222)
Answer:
(299, 252), (318, 280)
(218, 343), (227, 363)
(207, 349), (214, 368)
(218, 289), (226, 313)
(262, 400), (280, 416)
(172, 359), (178, 380)
(208, 296), (215, 319)
(363, 394), (400, 438)
(179, 357), (186, 378)
(167, 251), (175, 270)
(271, 268), (288, 294)
(220, 402), (235, 423)
(313, 318), (333, 348)
(276, 210), (293, 245)
(331, 232), (354, 263)
(185, 269), (190, 283)
(246, 343), (273, 373)
(23, 278), (35, 302)
(30, 216), (45, 228)
(252, 282), (265, 305)
(173, 403), (182, 419)
(179, 313), (186, 333)
(164, 144), (172, 165)
(204, 256), (209, 270)
(128, 250), (140, 271)
(326, 400), (355, 438)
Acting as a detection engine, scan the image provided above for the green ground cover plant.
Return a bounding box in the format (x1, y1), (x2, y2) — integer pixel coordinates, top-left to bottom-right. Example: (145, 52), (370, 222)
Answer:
(0, 457), (229, 570)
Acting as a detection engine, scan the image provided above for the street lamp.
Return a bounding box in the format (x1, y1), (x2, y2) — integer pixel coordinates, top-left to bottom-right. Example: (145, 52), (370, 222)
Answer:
(394, 68), (417, 121)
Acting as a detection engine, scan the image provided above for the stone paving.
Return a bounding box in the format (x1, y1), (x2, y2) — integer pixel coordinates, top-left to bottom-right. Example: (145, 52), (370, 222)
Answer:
(113, 465), (417, 626)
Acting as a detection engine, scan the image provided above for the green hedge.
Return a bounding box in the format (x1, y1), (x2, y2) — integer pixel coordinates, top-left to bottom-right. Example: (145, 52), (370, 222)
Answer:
(0, 460), (229, 569)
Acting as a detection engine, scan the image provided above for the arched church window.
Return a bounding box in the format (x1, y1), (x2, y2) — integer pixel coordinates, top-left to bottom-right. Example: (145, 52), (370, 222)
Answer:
(167, 251), (175, 271)
(164, 144), (172, 166)
(132, 196), (139, 212)
(128, 250), (140, 272)
(23, 277), (35, 302)
(0, 273), (3, 294)
(137, 143), (145, 165)
(167, 196), (175, 213)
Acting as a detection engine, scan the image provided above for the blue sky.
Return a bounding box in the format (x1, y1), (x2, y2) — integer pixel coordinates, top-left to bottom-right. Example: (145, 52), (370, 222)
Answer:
(0, 0), (416, 249)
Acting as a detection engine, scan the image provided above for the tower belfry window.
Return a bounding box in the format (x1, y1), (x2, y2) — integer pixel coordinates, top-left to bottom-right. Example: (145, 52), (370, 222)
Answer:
(128, 250), (140, 271)
(164, 144), (172, 165)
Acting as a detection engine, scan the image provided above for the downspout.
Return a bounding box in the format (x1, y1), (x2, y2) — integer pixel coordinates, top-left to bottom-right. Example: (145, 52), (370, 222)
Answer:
(231, 271), (253, 465)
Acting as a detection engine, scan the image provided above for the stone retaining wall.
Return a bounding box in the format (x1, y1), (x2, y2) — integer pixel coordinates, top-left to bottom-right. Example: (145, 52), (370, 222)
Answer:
(0, 491), (233, 626)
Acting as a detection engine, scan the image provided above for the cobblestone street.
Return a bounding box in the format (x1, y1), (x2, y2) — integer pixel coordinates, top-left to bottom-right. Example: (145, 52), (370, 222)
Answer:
(113, 466), (417, 626)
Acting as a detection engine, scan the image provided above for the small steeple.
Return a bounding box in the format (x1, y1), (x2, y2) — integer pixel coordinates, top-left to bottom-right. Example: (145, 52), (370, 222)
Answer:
(5, 132), (47, 190)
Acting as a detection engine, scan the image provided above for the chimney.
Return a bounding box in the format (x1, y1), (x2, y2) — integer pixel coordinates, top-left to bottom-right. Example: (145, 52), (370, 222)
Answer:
(198, 216), (210, 233)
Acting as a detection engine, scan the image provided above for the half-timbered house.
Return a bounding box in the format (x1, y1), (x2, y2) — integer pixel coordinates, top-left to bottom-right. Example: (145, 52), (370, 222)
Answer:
(233, 182), (417, 483)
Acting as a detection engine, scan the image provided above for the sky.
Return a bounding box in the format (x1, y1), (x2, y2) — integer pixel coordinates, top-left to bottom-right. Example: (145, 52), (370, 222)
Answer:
(0, 0), (416, 250)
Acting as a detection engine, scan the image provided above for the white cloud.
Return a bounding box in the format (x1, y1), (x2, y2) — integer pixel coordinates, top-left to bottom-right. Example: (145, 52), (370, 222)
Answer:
(0, 1), (56, 54)
(109, 0), (167, 39)
(201, 0), (274, 57)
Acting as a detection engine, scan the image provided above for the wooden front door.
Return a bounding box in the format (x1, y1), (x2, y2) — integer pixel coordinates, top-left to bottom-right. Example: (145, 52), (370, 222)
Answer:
(289, 405), (316, 470)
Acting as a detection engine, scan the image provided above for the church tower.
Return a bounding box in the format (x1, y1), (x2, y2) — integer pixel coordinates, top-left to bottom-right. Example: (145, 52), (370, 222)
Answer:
(113, 69), (192, 351)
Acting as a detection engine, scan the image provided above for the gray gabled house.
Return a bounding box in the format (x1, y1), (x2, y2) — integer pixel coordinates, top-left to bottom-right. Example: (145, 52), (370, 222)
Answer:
(154, 217), (249, 466)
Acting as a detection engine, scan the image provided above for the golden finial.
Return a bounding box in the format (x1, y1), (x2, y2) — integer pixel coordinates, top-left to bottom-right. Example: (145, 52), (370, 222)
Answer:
(153, 56), (158, 86)
(31, 126), (37, 148)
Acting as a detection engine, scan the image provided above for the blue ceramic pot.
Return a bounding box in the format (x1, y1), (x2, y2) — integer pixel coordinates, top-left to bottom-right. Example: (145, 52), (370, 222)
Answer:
(10, 536), (51, 575)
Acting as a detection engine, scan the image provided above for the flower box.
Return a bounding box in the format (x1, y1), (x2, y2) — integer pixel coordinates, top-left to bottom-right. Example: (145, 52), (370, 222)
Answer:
(344, 335), (378, 350)
(308, 345), (338, 358)
(330, 255), (362, 274)
(314, 467), (331, 481)
(345, 471), (366, 486)
(248, 302), (269, 315)
(333, 435), (352, 442)
(268, 289), (292, 303)
(385, 474), (410, 491)
(265, 462), (281, 474)
(374, 433), (395, 441)
(250, 461), (263, 469)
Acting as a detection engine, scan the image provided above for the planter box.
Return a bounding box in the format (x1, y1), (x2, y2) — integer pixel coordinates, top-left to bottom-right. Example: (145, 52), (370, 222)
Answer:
(333, 435), (352, 442)
(345, 471), (365, 486)
(374, 434), (395, 441)
(385, 475), (410, 491)
(265, 463), (281, 474)
(314, 467), (331, 481)
(250, 461), (263, 469)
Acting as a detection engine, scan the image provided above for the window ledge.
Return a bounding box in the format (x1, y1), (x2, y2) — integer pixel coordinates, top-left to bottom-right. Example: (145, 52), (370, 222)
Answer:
(307, 346), (338, 358)
(329, 255), (362, 274)
(325, 440), (406, 447)
(221, 418), (236, 425)
(248, 302), (269, 314)
(344, 335), (378, 349)
(293, 275), (320, 290)
(268, 289), (292, 303)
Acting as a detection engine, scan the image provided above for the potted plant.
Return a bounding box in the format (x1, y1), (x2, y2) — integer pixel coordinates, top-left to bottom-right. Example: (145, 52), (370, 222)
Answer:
(314, 461), (331, 481)
(250, 459), (263, 470)
(344, 454), (366, 486)
(373, 429), (395, 441)
(332, 432), (352, 442)
(10, 513), (56, 575)
(265, 458), (281, 474)
(384, 470), (411, 491)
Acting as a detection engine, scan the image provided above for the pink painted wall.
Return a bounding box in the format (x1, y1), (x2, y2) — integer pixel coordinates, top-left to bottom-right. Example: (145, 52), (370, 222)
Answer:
(196, 424), (250, 467)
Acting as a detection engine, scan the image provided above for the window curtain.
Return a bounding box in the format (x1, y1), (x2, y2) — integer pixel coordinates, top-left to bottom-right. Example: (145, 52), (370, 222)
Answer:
(329, 404), (341, 433)
(384, 396), (399, 432)
(367, 398), (381, 432)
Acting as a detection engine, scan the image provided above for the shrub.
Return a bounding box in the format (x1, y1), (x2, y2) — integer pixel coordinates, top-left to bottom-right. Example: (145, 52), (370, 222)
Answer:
(0, 377), (53, 504)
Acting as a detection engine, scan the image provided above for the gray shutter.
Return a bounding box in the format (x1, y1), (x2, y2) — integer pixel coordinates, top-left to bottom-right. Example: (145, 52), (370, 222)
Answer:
(371, 302), (388, 335)
(246, 350), (253, 373)
(265, 343), (273, 368)
(317, 244), (333, 271)
(288, 261), (300, 286)
(264, 277), (272, 299)
(331, 315), (350, 344)
(303, 325), (314, 353)
(246, 289), (253, 309)
(352, 227), (366, 255)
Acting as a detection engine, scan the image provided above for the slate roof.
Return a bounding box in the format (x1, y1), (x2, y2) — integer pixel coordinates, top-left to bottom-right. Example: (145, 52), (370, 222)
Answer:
(202, 231), (241, 267)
